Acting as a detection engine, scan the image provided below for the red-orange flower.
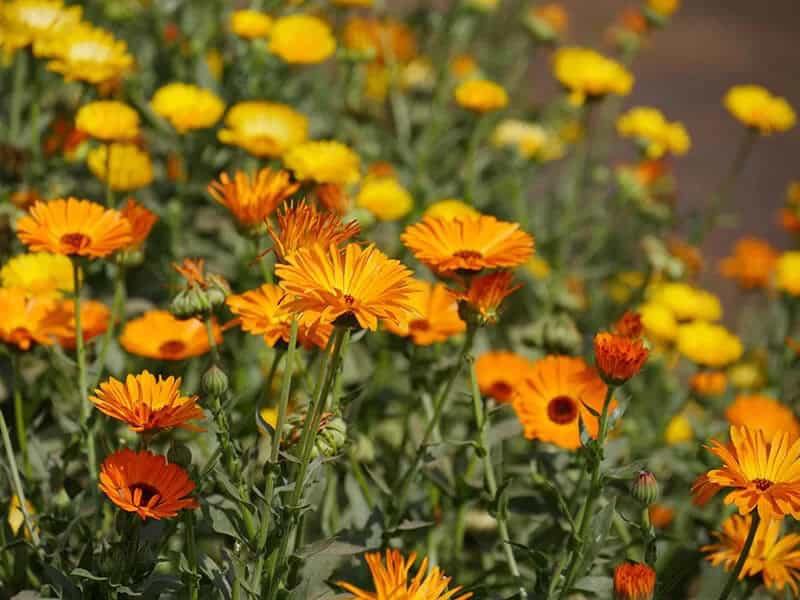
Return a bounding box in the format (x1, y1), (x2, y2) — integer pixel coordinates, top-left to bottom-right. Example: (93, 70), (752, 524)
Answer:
(315, 183), (352, 214)
(120, 310), (221, 360)
(43, 299), (110, 349)
(383, 280), (465, 345)
(593, 331), (648, 384)
(267, 200), (360, 263)
(720, 237), (778, 289)
(613, 561), (655, 600)
(208, 167), (299, 228)
(459, 271), (521, 325)
(120, 198), (158, 248)
(475, 351), (532, 403)
(689, 370), (727, 397)
(613, 311), (644, 338)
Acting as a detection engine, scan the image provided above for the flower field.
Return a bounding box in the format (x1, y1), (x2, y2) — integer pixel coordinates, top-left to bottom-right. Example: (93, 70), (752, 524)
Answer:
(1, 1), (799, 599)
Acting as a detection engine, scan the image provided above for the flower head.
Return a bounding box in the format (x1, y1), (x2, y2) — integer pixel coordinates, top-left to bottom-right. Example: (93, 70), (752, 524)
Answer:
(424, 200), (480, 221)
(1, 252), (73, 296)
(676, 321), (743, 368)
(1, 0), (82, 54)
(454, 79), (509, 113)
(342, 17), (416, 64)
(613, 311), (644, 338)
(119, 198), (158, 249)
(491, 119), (564, 161)
(383, 280), (466, 345)
(315, 183), (352, 214)
(356, 178), (414, 221)
(208, 167), (299, 228)
(230, 10), (272, 39)
(218, 101), (308, 158)
(267, 200), (360, 263)
(459, 271), (521, 325)
(268, 15), (335, 64)
(43, 299), (109, 349)
(720, 237), (778, 289)
(617, 107), (690, 158)
(689, 370), (727, 397)
(613, 561), (655, 600)
(724, 85), (796, 134)
(476, 351), (532, 403)
(0, 288), (60, 350)
(99, 448), (198, 520)
(120, 310), (221, 360)
(726, 395), (800, 442)
(553, 46), (633, 105)
(47, 25), (133, 85)
(593, 331), (648, 385)
(151, 83), (225, 133)
(776, 252), (800, 296)
(284, 140), (361, 185)
(648, 282), (722, 322)
(87, 144), (154, 192)
(75, 101), (140, 142)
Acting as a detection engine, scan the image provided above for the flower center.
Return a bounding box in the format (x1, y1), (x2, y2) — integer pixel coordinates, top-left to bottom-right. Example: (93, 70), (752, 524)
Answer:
(489, 380), (513, 401)
(343, 294), (356, 305)
(453, 250), (483, 261)
(753, 478), (773, 492)
(158, 340), (187, 357)
(60, 232), (90, 251)
(69, 41), (111, 62)
(409, 319), (430, 332)
(129, 482), (160, 506)
(18, 7), (60, 29)
(547, 395), (578, 425)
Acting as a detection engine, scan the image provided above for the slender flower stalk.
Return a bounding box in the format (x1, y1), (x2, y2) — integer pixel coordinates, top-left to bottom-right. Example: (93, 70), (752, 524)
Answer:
(73, 258), (97, 482)
(183, 511), (199, 600)
(9, 50), (26, 142)
(716, 511), (760, 600)
(11, 354), (29, 479)
(91, 265), (127, 390)
(0, 410), (40, 547)
(464, 115), (490, 204)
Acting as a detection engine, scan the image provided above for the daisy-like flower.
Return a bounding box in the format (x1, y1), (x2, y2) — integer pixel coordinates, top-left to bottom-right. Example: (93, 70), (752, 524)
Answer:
(43, 299), (109, 349)
(777, 252), (800, 296)
(47, 25), (133, 85)
(208, 168), (300, 229)
(512, 355), (612, 450)
(267, 200), (360, 262)
(342, 17), (417, 64)
(593, 331), (649, 385)
(720, 237), (778, 289)
(226, 283), (332, 349)
(383, 280), (466, 346)
(689, 370), (727, 397)
(75, 101), (140, 142)
(337, 549), (472, 600)
(647, 282), (721, 322)
(0, 252), (74, 296)
(87, 144), (154, 192)
(99, 448), (198, 520)
(356, 178), (414, 221)
(726, 395), (800, 442)
(151, 83), (225, 133)
(552, 46), (634, 105)
(315, 183), (352, 214)
(724, 85), (796, 134)
(0, 288), (61, 350)
(230, 10), (273, 39)
(16, 198), (132, 258)
(1, 0), (82, 54)
(119, 198), (158, 249)
(268, 14), (336, 64)
(693, 426), (800, 519)
(613, 561), (656, 600)
(275, 242), (415, 331)
(491, 119), (565, 162)
(120, 310), (221, 361)
(283, 140), (361, 185)
(90, 371), (204, 433)
(401, 215), (534, 275)
(458, 271), (521, 325)
(613, 311), (644, 338)
(475, 351), (532, 403)
(676, 321), (743, 368)
(218, 101), (308, 158)
(616, 107), (690, 159)
(454, 79), (509, 113)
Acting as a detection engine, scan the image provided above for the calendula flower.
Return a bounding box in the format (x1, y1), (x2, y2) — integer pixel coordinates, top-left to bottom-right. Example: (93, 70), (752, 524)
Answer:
(617, 107), (690, 158)
(593, 331), (649, 385)
(0, 288), (60, 350)
(267, 200), (360, 263)
(454, 79), (509, 113)
(677, 321), (743, 368)
(44, 299), (110, 349)
(7, 495), (37, 540)
(776, 252), (800, 296)
(424, 200), (480, 221)
(552, 46), (634, 105)
(120, 310), (221, 360)
(459, 271), (521, 325)
(99, 448), (198, 520)
(383, 280), (466, 346)
(230, 10), (272, 39)
(638, 302), (678, 342)
(1, 252), (74, 296)
(275, 242), (415, 331)
(613, 561), (655, 600)
(47, 25), (133, 85)
(648, 282), (722, 322)
(268, 15), (335, 64)
(151, 83), (225, 133)
(665, 414), (693, 445)
(689, 370), (727, 397)
(719, 237), (778, 289)
(513, 355), (612, 450)
(315, 183), (352, 213)
(87, 144), (154, 192)
(475, 351), (532, 403)
(703, 514), (800, 595)
(647, 0), (680, 17)
(90, 371), (203, 433)
(284, 140), (361, 185)
(491, 119), (565, 161)
(17, 198), (132, 258)
(402, 215), (534, 275)
(119, 198), (157, 249)
(356, 178), (414, 221)
(226, 283), (332, 349)
(75, 101), (140, 142)
(337, 549), (472, 600)
(724, 85), (796, 134)
(208, 167), (300, 228)
(524, 4), (568, 42)
(726, 395), (800, 441)
(218, 101), (308, 158)
(648, 504), (674, 528)
(1, 0), (82, 54)
(342, 17), (417, 64)
(613, 311), (644, 338)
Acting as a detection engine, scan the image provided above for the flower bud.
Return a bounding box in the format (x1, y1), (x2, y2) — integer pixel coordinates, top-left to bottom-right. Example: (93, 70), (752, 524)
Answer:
(202, 365), (229, 397)
(170, 289), (195, 320)
(632, 470), (660, 506)
(313, 414), (348, 458)
(167, 443), (193, 469)
(613, 561), (656, 600)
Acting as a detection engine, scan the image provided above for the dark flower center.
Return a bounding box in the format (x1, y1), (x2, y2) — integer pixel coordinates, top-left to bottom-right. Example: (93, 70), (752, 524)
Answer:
(753, 478), (773, 491)
(159, 340), (187, 357)
(343, 294), (355, 305)
(453, 250), (483, 261)
(490, 381), (513, 401)
(547, 395), (578, 425)
(409, 319), (430, 332)
(60, 232), (90, 251)
(129, 482), (160, 506)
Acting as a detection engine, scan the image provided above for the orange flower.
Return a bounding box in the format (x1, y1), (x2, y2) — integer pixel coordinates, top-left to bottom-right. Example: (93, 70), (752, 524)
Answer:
(648, 504), (674, 528)
(16, 198), (132, 258)
(383, 280), (465, 345)
(120, 198), (158, 248)
(613, 561), (655, 600)
(593, 331), (649, 384)
(90, 371), (203, 432)
(99, 448), (198, 520)
(207, 168), (300, 228)
(315, 183), (351, 214)
(267, 200), (360, 263)
(475, 351), (531, 403)
(459, 271), (520, 325)
(512, 355), (612, 450)
(120, 310), (221, 360)
(726, 394), (800, 441)
(276, 243), (415, 331)
(689, 370), (727, 397)
(43, 299), (110, 349)
(0, 288), (59, 350)
(226, 283), (332, 349)
(401, 215), (534, 275)
(613, 311), (644, 338)
(720, 237), (778, 289)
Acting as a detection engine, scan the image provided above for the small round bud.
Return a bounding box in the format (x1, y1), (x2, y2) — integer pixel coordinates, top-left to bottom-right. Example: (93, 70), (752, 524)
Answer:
(170, 289), (195, 320)
(314, 415), (347, 458)
(632, 470), (660, 506)
(167, 443), (193, 469)
(202, 365), (229, 397)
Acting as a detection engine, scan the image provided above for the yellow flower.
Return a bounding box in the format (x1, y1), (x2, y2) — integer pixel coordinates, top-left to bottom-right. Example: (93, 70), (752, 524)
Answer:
(258, 407), (278, 434)
(724, 85), (796, 134)
(1, 252), (74, 296)
(151, 83), (225, 133)
(268, 15), (335, 64)
(75, 101), (139, 142)
(665, 414), (693, 445)
(8, 495), (37, 540)
(331, 0), (373, 6)
(454, 79), (508, 113)
(205, 49), (223, 80)
(47, 24), (133, 85)
(424, 199), (479, 221)
(526, 256), (551, 280)
(607, 271), (645, 304)
(776, 252), (800, 295)
(729, 361), (765, 391)
(638, 301), (678, 342)
(617, 107), (690, 158)
(676, 321), (743, 368)
(648, 282), (721, 322)
(553, 46), (633, 105)
(87, 144), (154, 192)
(230, 10), (272, 39)
(647, 0), (680, 17)
(218, 101), (308, 158)
(491, 119), (564, 161)
(356, 178), (413, 221)
(283, 140), (360, 185)
(1, 0), (82, 54)
(465, 0), (498, 12)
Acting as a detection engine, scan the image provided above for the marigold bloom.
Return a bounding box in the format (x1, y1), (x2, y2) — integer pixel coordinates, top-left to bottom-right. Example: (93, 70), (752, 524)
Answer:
(383, 280), (465, 346)
(676, 321), (743, 368)
(17, 198), (132, 258)
(44, 299), (110, 349)
(119, 198), (157, 249)
(726, 395), (800, 442)
(719, 237), (778, 289)
(724, 85), (796, 134)
(47, 25), (133, 85)
(594, 331), (648, 384)
(315, 183), (352, 213)
(99, 448), (198, 520)
(638, 302), (677, 342)
(402, 215), (534, 275)
(648, 504), (674, 528)
(617, 107), (690, 158)
(491, 119), (564, 161)
(648, 282), (722, 322)
(1, 0), (82, 54)
(0, 252), (73, 296)
(647, 0), (680, 17)
(342, 17), (417, 64)
(695, 426), (800, 519)
(553, 46), (634, 105)
(268, 15), (335, 64)
(267, 200), (360, 262)
(208, 168), (299, 228)
(120, 310), (221, 360)
(525, 4), (568, 40)
(275, 243), (415, 331)
(0, 288), (59, 350)
(226, 283), (332, 349)
(230, 10), (272, 39)
(356, 178), (414, 221)
(613, 561), (655, 600)
(424, 200), (480, 221)
(475, 351), (532, 403)
(283, 140), (361, 185)
(776, 252), (800, 296)
(454, 79), (508, 113)
(90, 371), (203, 433)
(337, 549), (472, 600)
(513, 355), (612, 450)
(665, 413), (693, 445)
(87, 144), (154, 192)
(218, 101), (308, 158)
(459, 271), (520, 325)
(151, 83), (225, 133)
(689, 370), (727, 397)
(613, 311), (644, 338)
(75, 101), (139, 142)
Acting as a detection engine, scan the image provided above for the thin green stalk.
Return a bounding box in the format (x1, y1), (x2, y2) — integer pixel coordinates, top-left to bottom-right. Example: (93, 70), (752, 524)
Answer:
(11, 354), (29, 479)
(105, 144), (115, 207)
(717, 512), (760, 600)
(9, 50), (26, 142)
(183, 511), (199, 600)
(73, 259), (97, 482)
(0, 411), (40, 547)
(205, 317), (220, 364)
(348, 451), (374, 508)
(464, 115), (489, 204)
(91, 265), (126, 390)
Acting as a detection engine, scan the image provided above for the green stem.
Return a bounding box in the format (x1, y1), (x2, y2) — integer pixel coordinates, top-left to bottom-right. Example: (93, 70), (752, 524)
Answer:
(183, 511), (199, 600)
(9, 50), (26, 142)
(464, 115), (489, 204)
(11, 354), (29, 479)
(105, 144), (115, 207)
(0, 411), (40, 546)
(73, 259), (97, 482)
(717, 512), (760, 600)
(91, 265), (126, 390)
(204, 317), (220, 364)
(348, 451), (374, 508)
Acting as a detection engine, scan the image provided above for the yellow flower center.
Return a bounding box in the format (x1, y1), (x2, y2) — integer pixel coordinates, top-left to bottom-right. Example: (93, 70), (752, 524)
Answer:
(69, 41), (112, 62)
(547, 395), (578, 425)
(18, 6), (60, 29)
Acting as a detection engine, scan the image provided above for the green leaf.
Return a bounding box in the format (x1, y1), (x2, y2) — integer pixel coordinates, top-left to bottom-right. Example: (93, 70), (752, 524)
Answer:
(71, 568), (108, 582)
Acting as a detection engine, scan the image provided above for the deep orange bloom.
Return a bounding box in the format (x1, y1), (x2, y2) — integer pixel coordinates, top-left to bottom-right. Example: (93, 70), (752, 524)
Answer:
(459, 271), (521, 325)
(275, 243), (416, 331)
(648, 504), (674, 528)
(120, 310), (221, 360)
(613, 561), (655, 600)
(475, 351), (532, 403)
(689, 370), (727, 397)
(16, 198), (132, 258)
(720, 237), (778, 288)
(43, 299), (110, 349)
(0, 288), (60, 350)
(99, 448), (198, 520)
(90, 371), (204, 432)
(593, 332), (649, 384)
(208, 167), (300, 228)
(226, 283), (332, 349)
(120, 198), (158, 248)
(267, 200), (360, 262)
(401, 215), (534, 275)
(315, 183), (352, 214)
(614, 311), (644, 338)
(383, 280), (465, 345)
(726, 394), (800, 441)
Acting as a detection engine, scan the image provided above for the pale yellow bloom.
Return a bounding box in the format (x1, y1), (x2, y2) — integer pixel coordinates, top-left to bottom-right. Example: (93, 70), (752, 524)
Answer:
(647, 0), (680, 17)
(230, 10), (272, 39)
(283, 141), (360, 185)
(218, 101), (308, 158)
(639, 301), (678, 342)
(1, 252), (74, 296)
(617, 107), (690, 158)
(46, 24), (133, 85)
(151, 83), (225, 133)
(526, 256), (551, 280)
(492, 119), (564, 161)
(356, 178), (413, 221)
(665, 414), (693, 445)
(649, 282), (722, 322)
(1, 0), (82, 54)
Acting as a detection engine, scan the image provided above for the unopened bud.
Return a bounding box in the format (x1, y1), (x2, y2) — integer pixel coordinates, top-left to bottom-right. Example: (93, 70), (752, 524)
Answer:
(632, 470), (660, 506)
(202, 365), (229, 397)
(167, 443), (193, 469)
